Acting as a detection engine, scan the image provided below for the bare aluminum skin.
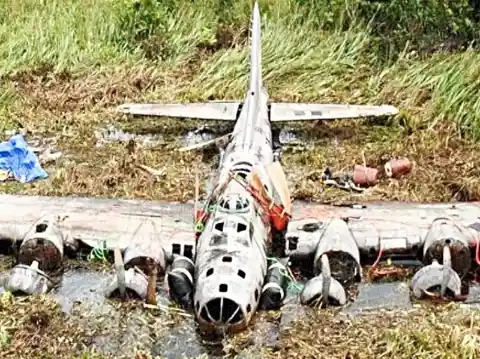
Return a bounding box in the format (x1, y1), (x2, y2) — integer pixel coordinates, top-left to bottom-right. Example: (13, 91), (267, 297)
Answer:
(193, 3), (272, 332)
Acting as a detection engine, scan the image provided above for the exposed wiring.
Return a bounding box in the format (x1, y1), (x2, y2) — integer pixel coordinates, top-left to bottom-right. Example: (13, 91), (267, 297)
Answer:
(87, 240), (108, 262)
(369, 247), (384, 274)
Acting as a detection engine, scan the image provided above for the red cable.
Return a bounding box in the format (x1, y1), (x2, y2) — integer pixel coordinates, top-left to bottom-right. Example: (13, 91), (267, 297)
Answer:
(370, 247), (384, 271)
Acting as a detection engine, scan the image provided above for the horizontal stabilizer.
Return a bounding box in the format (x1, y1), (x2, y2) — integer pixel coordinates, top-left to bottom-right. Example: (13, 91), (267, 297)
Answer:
(270, 103), (399, 122)
(117, 102), (241, 121)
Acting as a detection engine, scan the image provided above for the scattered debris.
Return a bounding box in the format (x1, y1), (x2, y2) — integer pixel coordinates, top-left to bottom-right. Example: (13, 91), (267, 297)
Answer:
(385, 157), (412, 178)
(38, 147), (62, 165)
(322, 168), (364, 192)
(6, 261), (54, 295)
(137, 164), (166, 177)
(321, 157), (411, 192)
(352, 165), (379, 186)
(94, 125), (165, 148)
(0, 134), (47, 183)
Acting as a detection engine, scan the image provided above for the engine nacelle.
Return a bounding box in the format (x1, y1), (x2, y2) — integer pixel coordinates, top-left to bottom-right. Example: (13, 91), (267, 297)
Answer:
(300, 254), (346, 307)
(313, 218), (361, 285)
(6, 261), (54, 295)
(122, 219), (167, 276)
(422, 217), (471, 276)
(411, 245), (462, 299)
(105, 266), (149, 300)
(18, 216), (64, 272)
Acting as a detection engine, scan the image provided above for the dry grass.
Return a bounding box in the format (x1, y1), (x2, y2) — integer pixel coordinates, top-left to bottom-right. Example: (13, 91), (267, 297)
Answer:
(0, 292), (103, 359)
(0, 64), (479, 203)
(260, 304), (480, 359)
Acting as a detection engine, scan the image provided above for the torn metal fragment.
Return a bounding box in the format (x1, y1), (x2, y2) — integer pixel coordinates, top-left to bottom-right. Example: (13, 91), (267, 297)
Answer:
(18, 216), (64, 272)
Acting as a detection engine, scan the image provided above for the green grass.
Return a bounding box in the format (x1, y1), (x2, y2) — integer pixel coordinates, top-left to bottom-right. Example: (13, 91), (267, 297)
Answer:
(0, 0), (479, 135)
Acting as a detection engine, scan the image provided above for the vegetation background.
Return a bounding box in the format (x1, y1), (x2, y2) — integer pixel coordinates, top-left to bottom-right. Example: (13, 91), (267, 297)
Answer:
(0, 0), (479, 201)
(0, 0), (480, 358)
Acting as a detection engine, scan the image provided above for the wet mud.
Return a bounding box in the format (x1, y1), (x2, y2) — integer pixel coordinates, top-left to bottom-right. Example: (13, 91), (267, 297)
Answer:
(3, 257), (480, 358)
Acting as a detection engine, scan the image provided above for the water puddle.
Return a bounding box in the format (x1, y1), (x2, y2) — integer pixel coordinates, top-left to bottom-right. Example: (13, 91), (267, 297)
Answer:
(94, 124), (303, 151)
(2, 260), (480, 358)
(94, 125), (166, 148)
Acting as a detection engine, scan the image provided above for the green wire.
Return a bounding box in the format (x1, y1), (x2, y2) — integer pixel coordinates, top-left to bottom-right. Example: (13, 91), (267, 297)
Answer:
(87, 240), (108, 262)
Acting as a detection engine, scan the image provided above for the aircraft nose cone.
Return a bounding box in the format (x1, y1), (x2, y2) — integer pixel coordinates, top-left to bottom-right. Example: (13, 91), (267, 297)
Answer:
(198, 297), (246, 327)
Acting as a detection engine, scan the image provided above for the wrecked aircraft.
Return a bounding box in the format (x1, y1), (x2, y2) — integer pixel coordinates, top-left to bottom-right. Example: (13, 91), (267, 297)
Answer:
(1, 1), (480, 336)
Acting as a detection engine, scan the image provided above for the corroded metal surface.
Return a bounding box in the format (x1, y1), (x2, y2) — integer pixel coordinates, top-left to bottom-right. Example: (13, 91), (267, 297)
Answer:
(18, 216), (64, 272)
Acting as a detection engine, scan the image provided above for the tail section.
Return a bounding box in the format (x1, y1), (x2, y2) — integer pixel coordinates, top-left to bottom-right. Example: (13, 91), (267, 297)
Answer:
(116, 1), (399, 125)
(249, 1), (262, 93)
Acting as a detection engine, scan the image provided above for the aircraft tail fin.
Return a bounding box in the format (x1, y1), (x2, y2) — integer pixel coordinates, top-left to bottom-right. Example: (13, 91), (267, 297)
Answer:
(249, 1), (262, 92)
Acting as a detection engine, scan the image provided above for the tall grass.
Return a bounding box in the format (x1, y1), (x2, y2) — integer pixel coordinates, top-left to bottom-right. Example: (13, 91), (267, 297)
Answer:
(0, 0), (480, 138)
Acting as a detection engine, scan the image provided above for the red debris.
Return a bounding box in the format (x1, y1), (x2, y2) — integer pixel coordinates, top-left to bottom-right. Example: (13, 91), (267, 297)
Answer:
(352, 165), (379, 186)
(384, 157), (411, 178)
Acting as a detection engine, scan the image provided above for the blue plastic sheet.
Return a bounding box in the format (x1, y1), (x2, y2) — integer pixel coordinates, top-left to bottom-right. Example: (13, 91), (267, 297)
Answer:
(0, 134), (48, 183)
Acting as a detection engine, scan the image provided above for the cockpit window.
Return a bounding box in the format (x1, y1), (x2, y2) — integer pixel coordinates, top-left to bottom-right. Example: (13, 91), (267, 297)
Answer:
(236, 222), (247, 232)
(218, 195), (249, 212)
(214, 221), (224, 232)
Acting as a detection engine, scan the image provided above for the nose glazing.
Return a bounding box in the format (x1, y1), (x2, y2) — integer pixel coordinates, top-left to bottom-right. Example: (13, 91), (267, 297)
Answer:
(199, 297), (245, 325)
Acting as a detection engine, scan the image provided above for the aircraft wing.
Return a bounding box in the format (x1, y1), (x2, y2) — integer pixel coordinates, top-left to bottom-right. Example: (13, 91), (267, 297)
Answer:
(270, 103), (399, 122)
(0, 195), (196, 260)
(285, 201), (480, 260)
(117, 102), (241, 121)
